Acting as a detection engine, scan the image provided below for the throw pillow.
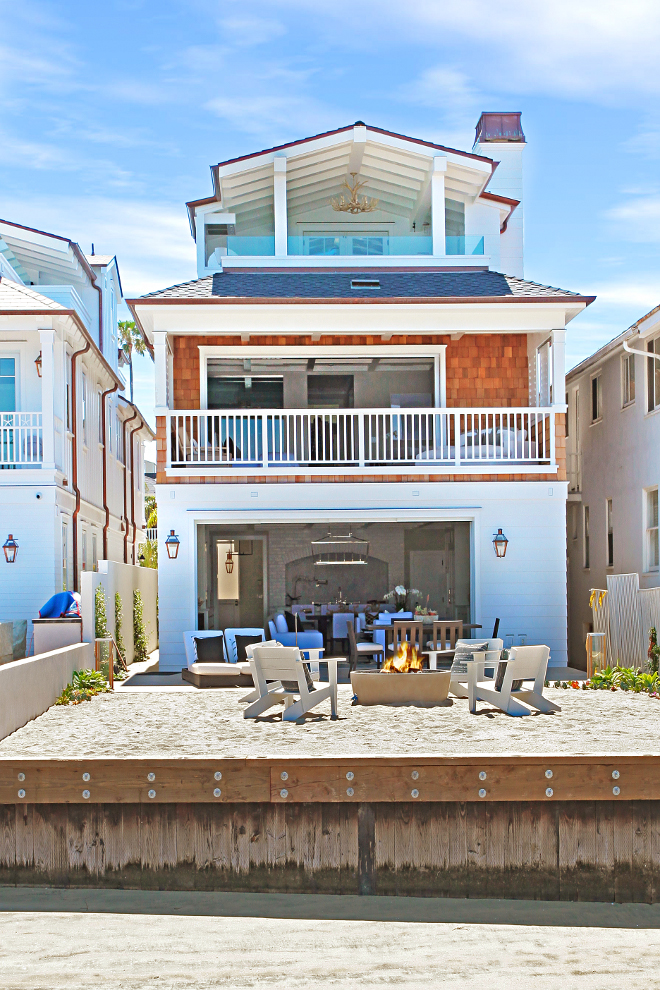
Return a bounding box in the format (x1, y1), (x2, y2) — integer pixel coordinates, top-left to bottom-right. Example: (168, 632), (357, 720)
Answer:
(234, 634), (264, 663)
(194, 636), (224, 664)
(450, 642), (489, 675)
(284, 611), (297, 632)
(274, 614), (288, 634)
(282, 662), (316, 693)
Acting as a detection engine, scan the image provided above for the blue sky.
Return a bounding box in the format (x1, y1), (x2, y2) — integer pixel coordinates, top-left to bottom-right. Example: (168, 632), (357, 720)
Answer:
(2, 0), (660, 431)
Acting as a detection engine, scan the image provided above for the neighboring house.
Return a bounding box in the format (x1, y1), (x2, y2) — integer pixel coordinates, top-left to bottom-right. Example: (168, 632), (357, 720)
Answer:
(0, 220), (154, 639)
(566, 305), (660, 666)
(128, 114), (594, 671)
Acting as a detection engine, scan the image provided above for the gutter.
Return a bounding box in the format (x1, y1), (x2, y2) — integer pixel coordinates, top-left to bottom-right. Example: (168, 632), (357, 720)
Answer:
(128, 414), (145, 564)
(623, 339), (660, 362)
(101, 381), (120, 559)
(70, 338), (91, 592)
(122, 407), (139, 563)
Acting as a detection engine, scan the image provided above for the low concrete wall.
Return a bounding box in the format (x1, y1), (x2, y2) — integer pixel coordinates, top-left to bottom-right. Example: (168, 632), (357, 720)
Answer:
(0, 643), (93, 741)
(81, 561), (157, 664)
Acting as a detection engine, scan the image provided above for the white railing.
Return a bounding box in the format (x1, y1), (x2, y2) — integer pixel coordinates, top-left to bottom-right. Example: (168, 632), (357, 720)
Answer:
(146, 527), (157, 542)
(167, 407), (556, 475)
(0, 413), (43, 467)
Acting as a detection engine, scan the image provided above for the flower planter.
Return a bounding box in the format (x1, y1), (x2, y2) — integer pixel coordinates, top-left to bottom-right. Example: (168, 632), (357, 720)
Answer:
(350, 670), (451, 706)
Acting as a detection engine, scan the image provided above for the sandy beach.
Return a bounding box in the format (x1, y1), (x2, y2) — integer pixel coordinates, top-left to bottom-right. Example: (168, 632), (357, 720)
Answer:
(0, 684), (658, 758)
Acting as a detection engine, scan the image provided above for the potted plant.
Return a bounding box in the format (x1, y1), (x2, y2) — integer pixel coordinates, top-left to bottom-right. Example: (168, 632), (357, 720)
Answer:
(383, 585), (421, 611)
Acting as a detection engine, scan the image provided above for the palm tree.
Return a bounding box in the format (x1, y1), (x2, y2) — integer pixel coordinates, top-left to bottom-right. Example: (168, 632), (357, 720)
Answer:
(118, 321), (146, 403)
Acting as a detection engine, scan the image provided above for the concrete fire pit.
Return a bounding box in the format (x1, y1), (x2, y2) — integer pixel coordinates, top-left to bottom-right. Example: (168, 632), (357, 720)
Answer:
(350, 670), (451, 706)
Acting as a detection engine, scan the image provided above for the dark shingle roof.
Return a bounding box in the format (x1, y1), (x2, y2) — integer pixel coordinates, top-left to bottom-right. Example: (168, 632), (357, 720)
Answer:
(139, 269), (590, 302)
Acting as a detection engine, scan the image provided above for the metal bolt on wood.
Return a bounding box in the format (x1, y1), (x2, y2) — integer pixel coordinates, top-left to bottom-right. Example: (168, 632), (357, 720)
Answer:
(411, 789), (419, 799)
(546, 787), (554, 797)
(411, 770), (419, 780)
(148, 789), (156, 799)
(545, 770), (553, 779)
(478, 788), (487, 798)
(17, 789), (25, 799)
(612, 770), (620, 779)
(82, 773), (90, 782)
(82, 790), (90, 800)
(613, 786), (621, 796)
(280, 789), (288, 798)
(347, 787), (354, 796)
(214, 772), (222, 781)
(147, 773), (155, 782)
(17, 773), (25, 782)
(346, 771), (354, 781)
(213, 788), (221, 798)
(479, 771), (487, 781)
(280, 772), (288, 781)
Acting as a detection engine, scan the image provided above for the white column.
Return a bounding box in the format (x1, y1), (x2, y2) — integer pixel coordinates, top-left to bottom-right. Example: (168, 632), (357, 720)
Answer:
(551, 329), (566, 406)
(274, 156), (288, 257)
(154, 332), (169, 414)
(431, 156), (447, 257)
(39, 329), (55, 470)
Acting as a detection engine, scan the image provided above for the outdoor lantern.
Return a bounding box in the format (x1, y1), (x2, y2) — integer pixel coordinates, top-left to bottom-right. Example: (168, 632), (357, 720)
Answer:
(492, 528), (509, 558)
(225, 550), (234, 574)
(34, 352), (43, 377)
(164, 530), (180, 559)
(2, 534), (19, 563)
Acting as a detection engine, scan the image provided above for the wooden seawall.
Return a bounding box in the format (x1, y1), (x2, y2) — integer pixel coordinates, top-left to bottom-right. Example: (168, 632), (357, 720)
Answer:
(2, 756), (660, 901)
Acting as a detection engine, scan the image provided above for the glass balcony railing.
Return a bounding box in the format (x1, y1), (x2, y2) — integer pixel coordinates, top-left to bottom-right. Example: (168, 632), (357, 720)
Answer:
(206, 233), (485, 263)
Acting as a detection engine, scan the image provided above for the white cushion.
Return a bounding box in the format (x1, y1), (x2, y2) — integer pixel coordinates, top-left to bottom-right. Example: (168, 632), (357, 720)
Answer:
(189, 662), (250, 676)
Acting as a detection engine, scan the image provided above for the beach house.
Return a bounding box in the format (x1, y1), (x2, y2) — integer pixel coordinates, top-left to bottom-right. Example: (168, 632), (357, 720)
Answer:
(128, 114), (594, 670)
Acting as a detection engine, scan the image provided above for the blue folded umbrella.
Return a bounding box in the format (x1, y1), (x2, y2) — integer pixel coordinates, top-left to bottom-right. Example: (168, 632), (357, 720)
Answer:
(39, 592), (81, 619)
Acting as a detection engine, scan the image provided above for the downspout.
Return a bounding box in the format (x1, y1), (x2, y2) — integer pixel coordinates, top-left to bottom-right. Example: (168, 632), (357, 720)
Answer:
(623, 339), (660, 361)
(101, 381), (120, 559)
(70, 339), (91, 593)
(128, 415), (145, 565)
(122, 407), (139, 563)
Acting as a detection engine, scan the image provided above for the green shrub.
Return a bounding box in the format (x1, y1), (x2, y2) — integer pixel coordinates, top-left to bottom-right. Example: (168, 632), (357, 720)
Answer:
(55, 668), (109, 705)
(114, 592), (126, 662)
(94, 586), (109, 639)
(133, 589), (148, 663)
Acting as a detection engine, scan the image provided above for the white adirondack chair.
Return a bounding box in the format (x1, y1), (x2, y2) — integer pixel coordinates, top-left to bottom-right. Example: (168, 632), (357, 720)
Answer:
(449, 638), (503, 698)
(244, 644), (339, 721)
(467, 644), (560, 717)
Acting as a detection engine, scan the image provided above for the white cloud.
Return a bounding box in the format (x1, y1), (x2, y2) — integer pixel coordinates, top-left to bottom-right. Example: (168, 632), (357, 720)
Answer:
(605, 195), (660, 243)
(218, 16), (286, 46)
(0, 196), (196, 297)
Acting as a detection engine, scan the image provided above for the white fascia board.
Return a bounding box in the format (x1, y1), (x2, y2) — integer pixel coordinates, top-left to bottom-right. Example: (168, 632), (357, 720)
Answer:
(215, 131), (354, 179)
(133, 300), (581, 337)
(199, 207), (236, 223)
(214, 254), (490, 271)
(364, 130), (492, 176)
(636, 311), (660, 339)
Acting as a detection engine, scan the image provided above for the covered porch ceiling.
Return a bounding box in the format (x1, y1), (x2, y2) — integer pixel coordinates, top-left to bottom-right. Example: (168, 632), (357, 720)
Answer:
(212, 125), (495, 230)
(0, 220), (94, 290)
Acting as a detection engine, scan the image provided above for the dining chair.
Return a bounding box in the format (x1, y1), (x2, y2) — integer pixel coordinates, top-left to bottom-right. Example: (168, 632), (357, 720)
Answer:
(428, 620), (463, 652)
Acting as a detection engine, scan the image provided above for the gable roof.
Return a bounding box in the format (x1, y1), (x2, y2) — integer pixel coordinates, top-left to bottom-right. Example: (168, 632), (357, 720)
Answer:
(135, 269), (593, 305)
(0, 277), (66, 311)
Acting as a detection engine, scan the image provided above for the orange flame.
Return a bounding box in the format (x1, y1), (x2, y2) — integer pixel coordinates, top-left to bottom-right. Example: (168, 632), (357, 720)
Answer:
(381, 641), (423, 673)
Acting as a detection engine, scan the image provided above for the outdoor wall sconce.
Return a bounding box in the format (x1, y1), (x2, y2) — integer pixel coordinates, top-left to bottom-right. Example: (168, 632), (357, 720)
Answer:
(164, 530), (180, 559)
(492, 529), (509, 558)
(34, 352), (43, 377)
(3, 534), (19, 563)
(225, 550), (234, 574)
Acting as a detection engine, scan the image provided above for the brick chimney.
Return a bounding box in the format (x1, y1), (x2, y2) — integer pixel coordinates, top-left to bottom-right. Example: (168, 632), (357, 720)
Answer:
(473, 113), (525, 278)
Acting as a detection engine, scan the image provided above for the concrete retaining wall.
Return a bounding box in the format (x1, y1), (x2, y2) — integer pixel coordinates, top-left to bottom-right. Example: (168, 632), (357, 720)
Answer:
(81, 561), (157, 664)
(0, 643), (93, 741)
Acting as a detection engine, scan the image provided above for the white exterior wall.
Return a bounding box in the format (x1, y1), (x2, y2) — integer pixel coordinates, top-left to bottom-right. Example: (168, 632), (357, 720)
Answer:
(566, 343), (660, 665)
(80, 560), (158, 663)
(473, 142), (524, 278)
(156, 480), (568, 671)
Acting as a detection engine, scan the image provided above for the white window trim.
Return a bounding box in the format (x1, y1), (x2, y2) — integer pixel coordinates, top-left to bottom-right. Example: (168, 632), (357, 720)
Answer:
(198, 344), (448, 410)
(583, 504), (590, 569)
(606, 497), (613, 569)
(590, 370), (603, 425)
(621, 352), (636, 408)
(645, 486), (659, 574)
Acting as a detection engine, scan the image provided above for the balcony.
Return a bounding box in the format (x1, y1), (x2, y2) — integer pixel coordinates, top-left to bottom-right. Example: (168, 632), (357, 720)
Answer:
(206, 234), (485, 264)
(166, 407), (555, 476)
(0, 413), (43, 467)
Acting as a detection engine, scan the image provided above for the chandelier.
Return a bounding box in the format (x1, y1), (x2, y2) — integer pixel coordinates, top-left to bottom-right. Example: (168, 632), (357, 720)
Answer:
(331, 173), (379, 214)
(311, 532), (369, 565)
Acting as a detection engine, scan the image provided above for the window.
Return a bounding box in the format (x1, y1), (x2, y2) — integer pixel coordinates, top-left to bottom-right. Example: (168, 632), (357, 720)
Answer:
(98, 391), (103, 444)
(622, 353), (636, 406)
(92, 533), (98, 572)
(565, 392), (569, 437)
(0, 357), (16, 411)
(570, 503), (579, 541)
(647, 488), (659, 572)
(82, 529), (87, 572)
(107, 404), (112, 455)
(116, 414), (124, 464)
(584, 506), (590, 568)
(606, 498), (613, 567)
(591, 374), (602, 422)
(207, 374), (284, 410)
(648, 338), (660, 413)
(61, 523), (68, 591)
(65, 356), (71, 431)
(82, 373), (88, 445)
